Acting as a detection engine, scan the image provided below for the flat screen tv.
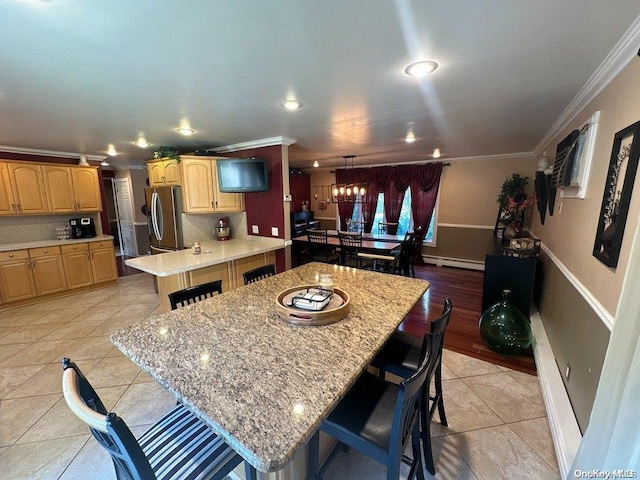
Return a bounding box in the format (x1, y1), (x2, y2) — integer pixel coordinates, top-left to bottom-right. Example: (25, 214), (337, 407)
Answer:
(216, 158), (269, 193)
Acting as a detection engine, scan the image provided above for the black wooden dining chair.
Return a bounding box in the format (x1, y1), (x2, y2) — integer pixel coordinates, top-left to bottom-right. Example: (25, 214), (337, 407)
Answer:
(308, 330), (443, 480)
(61, 358), (258, 480)
(307, 229), (339, 263)
(338, 230), (362, 267)
(243, 264), (276, 285)
(168, 280), (223, 310)
(370, 297), (453, 475)
(379, 222), (399, 235)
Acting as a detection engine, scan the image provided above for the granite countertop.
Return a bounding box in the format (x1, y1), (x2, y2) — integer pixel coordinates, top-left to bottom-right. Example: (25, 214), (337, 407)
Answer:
(125, 236), (287, 276)
(111, 262), (429, 472)
(0, 235), (114, 253)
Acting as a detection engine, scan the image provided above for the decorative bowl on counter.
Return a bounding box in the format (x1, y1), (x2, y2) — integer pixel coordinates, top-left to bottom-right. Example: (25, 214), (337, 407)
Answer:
(275, 285), (351, 326)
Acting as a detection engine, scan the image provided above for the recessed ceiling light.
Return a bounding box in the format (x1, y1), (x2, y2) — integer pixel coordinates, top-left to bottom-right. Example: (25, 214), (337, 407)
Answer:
(107, 144), (118, 156)
(405, 132), (416, 143)
(405, 60), (439, 77)
(432, 148), (441, 158)
(280, 99), (302, 110)
(135, 137), (151, 148)
(176, 127), (195, 136)
(313, 161), (319, 168)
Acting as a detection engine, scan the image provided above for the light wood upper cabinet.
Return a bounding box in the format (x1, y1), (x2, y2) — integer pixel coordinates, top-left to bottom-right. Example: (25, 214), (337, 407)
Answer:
(0, 162), (16, 215)
(2, 161), (102, 215)
(147, 158), (181, 186)
(43, 165), (76, 213)
(44, 165), (102, 213)
(7, 162), (48, 214)
(72, 167), (102, 211)
(181, 156), (244, 213)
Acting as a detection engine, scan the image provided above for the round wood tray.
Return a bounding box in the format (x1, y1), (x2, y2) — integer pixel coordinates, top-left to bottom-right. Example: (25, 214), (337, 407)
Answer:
(275, 285), (351, 326)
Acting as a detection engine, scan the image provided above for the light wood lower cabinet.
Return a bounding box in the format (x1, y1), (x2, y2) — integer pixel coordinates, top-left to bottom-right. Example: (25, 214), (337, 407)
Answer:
(157, 251), (276, 312)
(29, 246), (67, 295)
(90, 241), (118, 284)
(0, 250), (36, 303)
(0, 240), (118, 308)
(62, 243), (94, 289)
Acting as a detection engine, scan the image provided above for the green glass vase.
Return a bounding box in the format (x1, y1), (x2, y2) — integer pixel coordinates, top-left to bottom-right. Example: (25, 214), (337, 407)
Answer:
(479, 289), (531, 355)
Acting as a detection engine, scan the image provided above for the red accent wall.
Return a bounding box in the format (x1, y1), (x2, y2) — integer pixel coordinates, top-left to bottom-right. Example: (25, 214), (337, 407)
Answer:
(290, 173), (311, 213)
(219, 146), (286, 272)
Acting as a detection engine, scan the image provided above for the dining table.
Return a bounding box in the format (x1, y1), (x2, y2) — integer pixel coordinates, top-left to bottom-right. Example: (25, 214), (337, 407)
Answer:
(110, 262), (429, 479)
(291, 234), (402, 266)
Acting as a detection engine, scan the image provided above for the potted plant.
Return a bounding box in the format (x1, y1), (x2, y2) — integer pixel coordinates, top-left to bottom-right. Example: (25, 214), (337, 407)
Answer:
(151, 146), (181, 162)
(497, 173), (536, 238)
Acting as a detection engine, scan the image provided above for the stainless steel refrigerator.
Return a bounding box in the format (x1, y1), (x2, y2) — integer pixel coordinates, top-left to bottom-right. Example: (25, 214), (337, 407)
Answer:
(145, 186), (184, 254)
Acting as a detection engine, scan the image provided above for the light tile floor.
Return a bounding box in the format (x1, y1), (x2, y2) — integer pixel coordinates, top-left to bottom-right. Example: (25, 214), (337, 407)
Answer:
(0, 273), (560, 480)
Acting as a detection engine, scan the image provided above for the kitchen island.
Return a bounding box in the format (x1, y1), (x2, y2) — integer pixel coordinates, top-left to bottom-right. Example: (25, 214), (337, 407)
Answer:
(111, 262), (429, 478)
(125, 236), (286, 311)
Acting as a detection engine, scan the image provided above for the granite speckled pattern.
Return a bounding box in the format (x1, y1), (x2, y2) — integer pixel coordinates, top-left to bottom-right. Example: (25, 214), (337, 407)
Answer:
(124, 237), (286, 276)
(111, 262), (429, 473)
(0, 235), (114, 252)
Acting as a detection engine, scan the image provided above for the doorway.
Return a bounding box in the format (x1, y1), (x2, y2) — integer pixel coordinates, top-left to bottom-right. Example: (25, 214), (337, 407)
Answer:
(103, 177), (123, 255)
(114, 178), (138, 257)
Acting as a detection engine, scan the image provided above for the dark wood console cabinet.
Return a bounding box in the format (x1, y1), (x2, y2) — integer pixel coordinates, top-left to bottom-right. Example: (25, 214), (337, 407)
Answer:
(482, 239), (539, 317)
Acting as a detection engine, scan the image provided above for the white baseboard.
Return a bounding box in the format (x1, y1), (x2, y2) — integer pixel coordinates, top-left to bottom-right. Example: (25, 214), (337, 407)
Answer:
(530, 313), (582, 478)
(422, 255), (485, 271)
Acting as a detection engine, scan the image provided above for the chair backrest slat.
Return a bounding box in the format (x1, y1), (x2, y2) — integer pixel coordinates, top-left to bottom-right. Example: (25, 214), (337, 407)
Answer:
(169, 280), (223, 310)
(243, 264), (276, 285)
(62, 358), (155, 479)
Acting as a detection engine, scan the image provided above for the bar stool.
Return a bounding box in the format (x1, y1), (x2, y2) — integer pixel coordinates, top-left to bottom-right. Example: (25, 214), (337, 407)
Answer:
(243, 264), (276, 285)
(370, 298), (453, 474)
(168, 280), (223, 310)
(61, 358), (258, 480)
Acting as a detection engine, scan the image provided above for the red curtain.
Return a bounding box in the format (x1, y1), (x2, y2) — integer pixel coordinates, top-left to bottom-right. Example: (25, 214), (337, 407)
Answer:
(362, 166), (392, 233)
(335, 163), (443, 239)
(410, 163), (443, 264)
(383, 166), (412, 234)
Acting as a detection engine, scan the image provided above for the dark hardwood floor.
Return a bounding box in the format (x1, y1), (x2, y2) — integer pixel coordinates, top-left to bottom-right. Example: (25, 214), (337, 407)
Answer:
(115, 255), (141, 277)
(398, 264), (537, 376)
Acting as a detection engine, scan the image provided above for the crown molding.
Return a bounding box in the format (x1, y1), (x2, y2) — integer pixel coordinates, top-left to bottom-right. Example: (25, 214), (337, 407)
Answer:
(210, 136), (297, 153)
(0, 144), (107, 162)
(534, 14), (640, 153)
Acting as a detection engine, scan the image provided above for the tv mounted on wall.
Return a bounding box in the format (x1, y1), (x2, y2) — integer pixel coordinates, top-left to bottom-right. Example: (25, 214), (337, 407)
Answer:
(216, 158), (269, 193)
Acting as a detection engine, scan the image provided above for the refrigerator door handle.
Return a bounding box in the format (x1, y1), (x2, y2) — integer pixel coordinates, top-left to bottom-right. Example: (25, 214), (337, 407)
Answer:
(151, 192), (163, 241)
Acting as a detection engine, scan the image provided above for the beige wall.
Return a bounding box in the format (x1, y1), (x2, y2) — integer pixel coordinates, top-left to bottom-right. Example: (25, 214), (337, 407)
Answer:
(438, 156), (538, 227)
(533, 60), (640, 316)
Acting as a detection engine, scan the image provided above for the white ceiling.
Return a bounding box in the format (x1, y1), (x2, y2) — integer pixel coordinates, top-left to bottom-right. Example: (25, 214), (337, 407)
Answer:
(1, 1), (639, 170)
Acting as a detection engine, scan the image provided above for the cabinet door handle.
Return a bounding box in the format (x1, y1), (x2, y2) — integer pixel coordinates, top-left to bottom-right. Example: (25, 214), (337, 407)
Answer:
(32, 261), (35, 269)
(11, 203), (16, 213)
(43, 249), (48, 253)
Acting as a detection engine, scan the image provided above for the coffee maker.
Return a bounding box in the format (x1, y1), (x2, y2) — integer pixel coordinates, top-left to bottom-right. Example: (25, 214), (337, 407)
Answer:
(69, 217), (96, 239)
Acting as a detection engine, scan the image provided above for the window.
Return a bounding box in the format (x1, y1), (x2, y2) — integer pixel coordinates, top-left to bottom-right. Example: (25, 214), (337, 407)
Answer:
(353, 187), (437, 244)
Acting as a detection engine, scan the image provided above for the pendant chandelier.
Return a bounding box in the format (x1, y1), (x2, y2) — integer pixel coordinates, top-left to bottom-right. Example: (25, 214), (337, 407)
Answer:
(331, 155), (367, 203)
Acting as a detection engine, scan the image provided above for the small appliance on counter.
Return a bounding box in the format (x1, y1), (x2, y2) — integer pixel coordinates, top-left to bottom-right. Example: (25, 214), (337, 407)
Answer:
(69, 217), (96, 239)
(215, 217), (232, 241)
